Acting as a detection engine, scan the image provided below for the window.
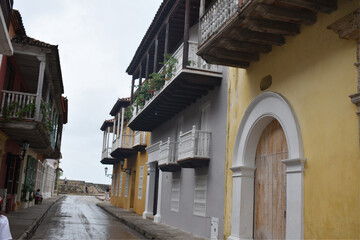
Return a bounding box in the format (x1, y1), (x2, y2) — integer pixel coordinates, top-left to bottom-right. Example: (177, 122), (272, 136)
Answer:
(125, 172), (129, 197)
(138, 166), (144, 199)
(171, 178), (181, 212)
(193, 175), (207, 216)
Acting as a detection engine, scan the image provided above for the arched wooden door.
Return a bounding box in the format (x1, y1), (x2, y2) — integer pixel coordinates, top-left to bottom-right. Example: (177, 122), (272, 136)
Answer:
(254, 120), (287, 239)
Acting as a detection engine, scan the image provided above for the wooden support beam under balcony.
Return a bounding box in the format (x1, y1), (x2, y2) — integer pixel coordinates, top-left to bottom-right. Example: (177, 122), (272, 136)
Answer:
(128, 69), (222, 131)
(0, 121), (54, 156)
(198, 0), (338, 68)
(100, 158), (122, 165)
(110, 148), (138, 159)
(159, 163), (181, 172)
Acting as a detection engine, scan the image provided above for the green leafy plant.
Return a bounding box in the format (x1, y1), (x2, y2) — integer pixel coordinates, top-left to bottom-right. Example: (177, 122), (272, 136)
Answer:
(2, 102), (36, 121)
(161, 54), (178, 80)
(40, 102), (54, 132)
(187, 59), (196, 67)
(133, 54), (178, 108)
(124, 106), (133, 122)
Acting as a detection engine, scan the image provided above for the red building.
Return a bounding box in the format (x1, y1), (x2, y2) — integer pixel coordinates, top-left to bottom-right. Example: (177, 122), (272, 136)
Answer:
(0, 9), (68, 213)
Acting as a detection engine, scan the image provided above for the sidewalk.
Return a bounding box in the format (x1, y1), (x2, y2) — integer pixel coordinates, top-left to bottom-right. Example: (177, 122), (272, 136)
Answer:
(97, 201), (206, 240)
(4, 195), (64, 240)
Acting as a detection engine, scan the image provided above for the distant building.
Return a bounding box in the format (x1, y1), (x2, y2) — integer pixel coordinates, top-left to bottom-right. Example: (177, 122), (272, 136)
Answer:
(100, 98), (149, 215)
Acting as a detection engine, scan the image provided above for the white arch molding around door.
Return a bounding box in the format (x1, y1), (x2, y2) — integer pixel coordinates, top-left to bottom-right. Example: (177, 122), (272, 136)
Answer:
(228, 92), (306, 240)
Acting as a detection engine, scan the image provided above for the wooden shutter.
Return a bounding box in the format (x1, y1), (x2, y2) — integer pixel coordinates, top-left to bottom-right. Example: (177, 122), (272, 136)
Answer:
(125, 172), (129, 197)
(193, 175), (207, 216)
(138, 166), (144, 199)
(171, 178), (180, 212)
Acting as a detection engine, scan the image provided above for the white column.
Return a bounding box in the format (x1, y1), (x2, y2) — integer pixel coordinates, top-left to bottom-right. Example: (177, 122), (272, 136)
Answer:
(228, 166), (255, 240)
(117, 112), (121, 138)
(113, 116), (116, 143)
(106, 127), (110, 150)
(35, 56), (46, 121)
(142, 162), (156, 219)
(119, 107), (125, 147)
(282, 158), (306, 240)
(102, 131), (106, 151)
(154, 168), (163, 223)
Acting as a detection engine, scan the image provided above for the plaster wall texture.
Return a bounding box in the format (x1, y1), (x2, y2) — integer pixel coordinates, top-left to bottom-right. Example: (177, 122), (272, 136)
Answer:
(150, 68), (228, 238)
(110, 130), (149, 216)
(224, 1), (360, 239)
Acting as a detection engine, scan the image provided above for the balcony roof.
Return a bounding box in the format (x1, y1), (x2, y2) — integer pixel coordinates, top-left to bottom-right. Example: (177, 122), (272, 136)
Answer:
(126, 0), (214, 78)
(100, 119), (114, 131)
(10, 10), (64, 95)
(197, 0), (338, 68)
(128, 69), (222, 131)
(109, 97), (130, 116)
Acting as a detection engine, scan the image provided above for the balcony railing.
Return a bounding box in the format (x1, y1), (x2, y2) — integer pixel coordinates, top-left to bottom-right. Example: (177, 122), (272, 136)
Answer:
(102, 147), (112, 160)
(130, 41), (222, 124)
(0, 90), (58, 134)
(134, 131), (147, 147)
(178, 126), (211, 161)
(146, 141), (161, 163)
(200, 0), (244, 45)
(112, 133), (134, 152)
(0, 90), (37, 120)
(158, 138), (178, 166)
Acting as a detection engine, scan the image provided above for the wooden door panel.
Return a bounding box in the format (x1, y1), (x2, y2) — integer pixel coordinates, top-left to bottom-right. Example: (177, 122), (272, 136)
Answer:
(254, 120), (287, 239)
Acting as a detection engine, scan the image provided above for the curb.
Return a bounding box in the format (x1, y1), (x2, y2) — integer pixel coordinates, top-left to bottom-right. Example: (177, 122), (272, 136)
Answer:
(17, 195), (65, 240)
(96, 203), (155, 239)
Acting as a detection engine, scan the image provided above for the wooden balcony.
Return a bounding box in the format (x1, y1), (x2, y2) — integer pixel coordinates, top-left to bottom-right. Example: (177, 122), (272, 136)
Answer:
(133, 131), (147, 151)
(177, 126), (211, 168)
(110, 133), (138, 159)
(0, 90), (59, 157)
(100, 147), (119, 165)
(197, 0), (338, 68)
(128, 41), (222, 131)
(158, 138), (181, 172)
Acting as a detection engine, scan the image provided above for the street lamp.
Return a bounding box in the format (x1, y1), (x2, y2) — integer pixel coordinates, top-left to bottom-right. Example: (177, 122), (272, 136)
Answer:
(104, 167), (112, 179)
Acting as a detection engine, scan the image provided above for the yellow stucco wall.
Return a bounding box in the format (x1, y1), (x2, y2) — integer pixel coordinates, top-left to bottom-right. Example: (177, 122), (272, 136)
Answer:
(224, 1), (360, 239)
(110, 130), (149, 216)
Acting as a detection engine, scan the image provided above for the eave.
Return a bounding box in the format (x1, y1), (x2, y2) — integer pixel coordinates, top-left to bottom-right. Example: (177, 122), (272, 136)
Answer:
(197, 0), (338, 68)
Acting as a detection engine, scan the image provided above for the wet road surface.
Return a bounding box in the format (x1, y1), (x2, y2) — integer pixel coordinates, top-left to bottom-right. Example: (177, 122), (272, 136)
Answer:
(30, 195), (146, 240)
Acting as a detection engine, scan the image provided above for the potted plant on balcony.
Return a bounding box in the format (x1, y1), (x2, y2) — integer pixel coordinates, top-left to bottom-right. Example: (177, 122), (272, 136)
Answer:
(162, 54), (178, 80)
(124, 106), (133, 122)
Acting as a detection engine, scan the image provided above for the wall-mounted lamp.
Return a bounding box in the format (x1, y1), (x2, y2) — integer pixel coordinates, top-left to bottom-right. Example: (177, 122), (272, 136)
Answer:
(104, 167), (112, 179)
(119, 159), (131, 174)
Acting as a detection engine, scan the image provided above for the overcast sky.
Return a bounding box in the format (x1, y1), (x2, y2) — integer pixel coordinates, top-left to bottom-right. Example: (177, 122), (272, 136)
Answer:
(13, 0), (163, 184)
